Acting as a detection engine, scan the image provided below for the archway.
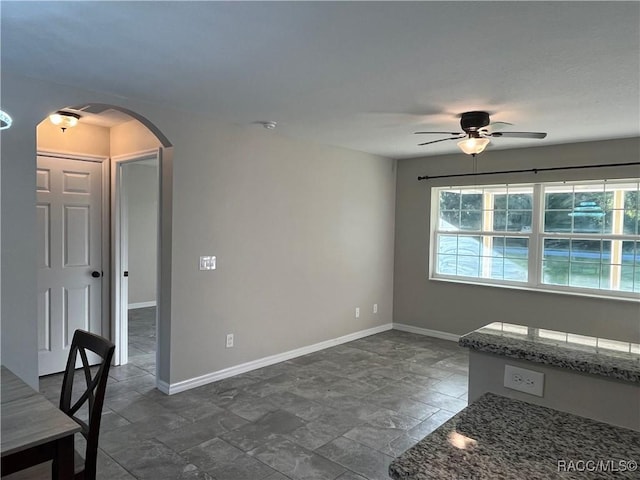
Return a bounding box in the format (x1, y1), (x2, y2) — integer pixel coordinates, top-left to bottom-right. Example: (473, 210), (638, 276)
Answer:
(35, 103), (173, 392)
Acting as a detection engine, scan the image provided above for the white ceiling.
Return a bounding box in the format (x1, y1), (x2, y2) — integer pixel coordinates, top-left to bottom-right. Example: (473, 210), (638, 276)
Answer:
(2, 1), (639, 159)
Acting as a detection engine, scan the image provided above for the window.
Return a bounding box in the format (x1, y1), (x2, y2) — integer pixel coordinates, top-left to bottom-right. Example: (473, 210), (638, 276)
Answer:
(432, 180), (640, 299)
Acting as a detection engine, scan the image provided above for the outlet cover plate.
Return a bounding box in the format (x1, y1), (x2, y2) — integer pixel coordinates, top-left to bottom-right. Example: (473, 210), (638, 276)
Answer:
(504, 364), (544, 397)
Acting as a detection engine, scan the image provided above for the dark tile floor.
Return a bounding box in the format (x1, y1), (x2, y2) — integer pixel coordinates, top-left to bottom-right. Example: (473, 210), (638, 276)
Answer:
(38, 308), (469, 480)
(127, 306), (157, 377)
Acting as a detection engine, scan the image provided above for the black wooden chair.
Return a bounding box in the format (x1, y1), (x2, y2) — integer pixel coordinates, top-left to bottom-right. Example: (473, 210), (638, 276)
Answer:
(59, 329), (115, 480)
(5, 330), (115, 480)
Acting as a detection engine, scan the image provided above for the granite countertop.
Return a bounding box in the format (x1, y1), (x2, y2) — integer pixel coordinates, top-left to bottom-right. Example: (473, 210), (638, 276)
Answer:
(389, 392), (640, 480)
(458, 322), (640, 383)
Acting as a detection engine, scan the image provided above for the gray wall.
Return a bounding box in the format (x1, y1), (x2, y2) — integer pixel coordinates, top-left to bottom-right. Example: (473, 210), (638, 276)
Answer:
(0, 73), (396, 387)
(123, 162), (158, 306)
(168, 122), (396, 382)
(393, 137), (640, 343)
(1, 105), (40, 388)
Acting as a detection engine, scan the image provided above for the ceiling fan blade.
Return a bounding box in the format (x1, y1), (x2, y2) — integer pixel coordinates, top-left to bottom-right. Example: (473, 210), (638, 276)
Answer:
(417, 137), (463, 146)
(490, 131), (547, 139)
(480, 121), (513, 134)
(415, 131), (463, 135)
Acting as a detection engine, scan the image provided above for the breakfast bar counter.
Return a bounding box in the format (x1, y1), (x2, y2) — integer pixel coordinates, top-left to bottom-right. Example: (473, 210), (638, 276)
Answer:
(456, 323), (640, 430)
(458, 322), (640, 384)
(389, 392), (640, 480)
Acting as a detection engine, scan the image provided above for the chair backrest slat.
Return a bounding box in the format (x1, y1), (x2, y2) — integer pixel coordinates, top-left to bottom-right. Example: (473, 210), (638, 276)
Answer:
(59, 330), (115, 480)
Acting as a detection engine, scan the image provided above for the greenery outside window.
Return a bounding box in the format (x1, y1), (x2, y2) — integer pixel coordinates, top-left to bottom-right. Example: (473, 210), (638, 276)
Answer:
(432, 180), (640, 299)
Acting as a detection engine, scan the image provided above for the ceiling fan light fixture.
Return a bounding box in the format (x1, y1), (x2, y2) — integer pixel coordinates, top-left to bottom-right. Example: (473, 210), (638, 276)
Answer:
(457, 137), (490, 155)
(49, 111), (80, 132)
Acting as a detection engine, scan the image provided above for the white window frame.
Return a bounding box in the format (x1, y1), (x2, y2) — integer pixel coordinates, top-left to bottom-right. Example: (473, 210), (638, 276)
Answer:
(430, 179), (640, 301)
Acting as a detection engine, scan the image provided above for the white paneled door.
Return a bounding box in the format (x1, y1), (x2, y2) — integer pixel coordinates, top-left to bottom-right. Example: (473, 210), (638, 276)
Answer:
(37, 155), (104, 375)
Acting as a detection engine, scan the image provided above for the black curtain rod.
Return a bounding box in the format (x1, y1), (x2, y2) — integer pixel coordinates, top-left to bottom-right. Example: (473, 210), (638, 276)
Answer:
(417, 161), (640, 181)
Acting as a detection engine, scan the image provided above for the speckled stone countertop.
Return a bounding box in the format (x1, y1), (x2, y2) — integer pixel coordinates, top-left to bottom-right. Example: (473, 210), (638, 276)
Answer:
(458, 322), (640, 383)
(389, 393), (640, 480)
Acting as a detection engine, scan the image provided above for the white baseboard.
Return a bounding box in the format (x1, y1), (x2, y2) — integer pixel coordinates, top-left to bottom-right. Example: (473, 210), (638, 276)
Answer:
(156, 379), (170, 395)
(128, 301), (157, 309)
(392, 323), (460, 342)
(165, 323), (393, 395)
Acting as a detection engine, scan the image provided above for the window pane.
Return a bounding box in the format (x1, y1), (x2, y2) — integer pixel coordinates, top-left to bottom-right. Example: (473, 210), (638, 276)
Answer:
(456, 255), (480, 277)
(570, 240), (601, 263)
(439, 210), (460, 230)
(625, 190), (640, 210)
(504, 238), (528, 281)
(543, 238), (569, 262)
(571, 202), (606, 233)
(507, 211), (532, 232)
(458, 236), (481, 256)
(507, 193), (532, 210)
(437, 254), (457, 275)
(461, 193), (482, 210)
(601, 241), (612, 265)
(490, 236), (506, 257)
(600, 264), (611, 290)
(623, 190), (638, 234)
(569, 263), (601, 288)
(439, 191), (460, 211)
(493, 211), (507, 232)
(489, 257), (504, 279)
(505, 238), (528, 257)
(494, 194), (506, 210)
(574, 191), (609, 208)
(623, 212), (638, 235)
(544, 211), (572, 232)
(545, 192), (573, 209)
(622, 241), (639, 265)
(543, 261), (569, 285)
(504, 258), (528, 281)
(460, 211), (481, 231)
(437, 235), (458, 255)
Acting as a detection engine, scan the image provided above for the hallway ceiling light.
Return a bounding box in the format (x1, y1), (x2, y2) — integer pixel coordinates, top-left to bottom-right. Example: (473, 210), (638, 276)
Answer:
(0, 110), (12, 130)
(49, 111), (81, 132)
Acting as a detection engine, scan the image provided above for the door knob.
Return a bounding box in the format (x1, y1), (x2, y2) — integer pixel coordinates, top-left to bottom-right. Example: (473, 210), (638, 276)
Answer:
(91, 271), (102, 278)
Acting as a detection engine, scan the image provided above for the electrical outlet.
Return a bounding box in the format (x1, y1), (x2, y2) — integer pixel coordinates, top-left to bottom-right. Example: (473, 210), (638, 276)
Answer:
(226, 334), (234, 348)
(373, 304), (378, 314)
(355, 307), (360, 319)
(504, 365), (544, 397)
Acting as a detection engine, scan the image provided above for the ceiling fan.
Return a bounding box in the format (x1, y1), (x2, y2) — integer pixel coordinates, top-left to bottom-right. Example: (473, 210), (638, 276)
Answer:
(415, 111), (547, 155)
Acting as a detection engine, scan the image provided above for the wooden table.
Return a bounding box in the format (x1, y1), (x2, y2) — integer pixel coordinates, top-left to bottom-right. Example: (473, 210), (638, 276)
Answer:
(1, 366), (80, 479)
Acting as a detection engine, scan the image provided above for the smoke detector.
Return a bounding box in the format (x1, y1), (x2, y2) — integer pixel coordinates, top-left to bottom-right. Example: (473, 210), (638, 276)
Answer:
(260, 121), (277, 130)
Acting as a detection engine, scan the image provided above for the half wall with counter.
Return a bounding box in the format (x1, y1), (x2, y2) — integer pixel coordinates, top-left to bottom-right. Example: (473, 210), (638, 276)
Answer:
(458, 322), (640, 431)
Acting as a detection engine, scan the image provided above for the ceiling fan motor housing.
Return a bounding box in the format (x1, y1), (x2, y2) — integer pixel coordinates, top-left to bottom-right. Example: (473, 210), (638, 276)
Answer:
(460, 111), (490, 133)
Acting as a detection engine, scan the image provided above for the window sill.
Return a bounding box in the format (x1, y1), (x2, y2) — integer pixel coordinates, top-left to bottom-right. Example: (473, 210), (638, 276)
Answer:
(429, 276), (640, 303)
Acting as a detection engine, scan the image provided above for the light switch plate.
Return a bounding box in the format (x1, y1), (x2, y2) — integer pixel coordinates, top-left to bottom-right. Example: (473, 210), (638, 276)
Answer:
(199, 256), (216, 270)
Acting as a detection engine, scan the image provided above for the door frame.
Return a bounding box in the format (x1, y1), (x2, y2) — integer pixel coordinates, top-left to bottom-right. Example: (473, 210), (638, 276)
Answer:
(36, 149), (111, 354)
(111, 148), (161, 367)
